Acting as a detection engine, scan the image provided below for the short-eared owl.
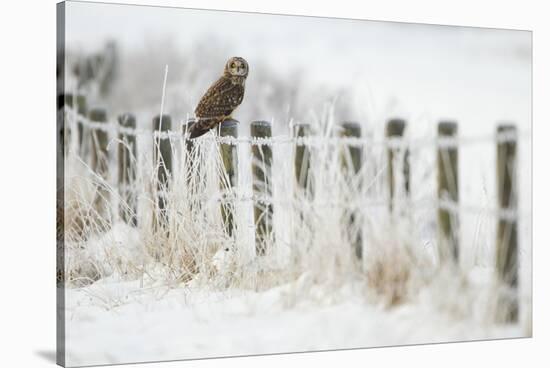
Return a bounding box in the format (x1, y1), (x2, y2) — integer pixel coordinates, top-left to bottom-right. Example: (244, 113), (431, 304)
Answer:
(188, 56), (249, 139)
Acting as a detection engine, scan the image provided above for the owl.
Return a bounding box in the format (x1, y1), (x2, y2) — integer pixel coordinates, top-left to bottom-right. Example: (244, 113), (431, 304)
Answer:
(188, 56), (249, 139)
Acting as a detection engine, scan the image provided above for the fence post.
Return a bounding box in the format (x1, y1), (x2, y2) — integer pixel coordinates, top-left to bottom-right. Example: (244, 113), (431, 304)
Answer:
(340, 122), (363, 260)
(219, 119), (239, 237)
(386, 118), (410, 212)
(496, 124), (519, 322)
(183, 118), (196, 155)
(294, 123), (312, 193)
(75, 95), (87, 155)
(153, 115), (173, 227)
(61, 94), (72, 157)
(89, 108), (110, 220)
(182, 119), (198, 194)
(64, 94), (87, 156)
(251, 120), (273, 256)
(118, 113), (137, 226)
(437, 121), (459, 263)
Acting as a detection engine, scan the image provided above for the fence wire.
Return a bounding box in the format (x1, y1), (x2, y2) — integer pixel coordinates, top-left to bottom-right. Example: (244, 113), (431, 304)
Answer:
(64, 106), (529, 148)
(62, 106), (531, 220)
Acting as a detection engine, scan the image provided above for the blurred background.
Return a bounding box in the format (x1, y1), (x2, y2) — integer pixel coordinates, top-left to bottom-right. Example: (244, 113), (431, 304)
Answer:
(63, 2), (531, 133)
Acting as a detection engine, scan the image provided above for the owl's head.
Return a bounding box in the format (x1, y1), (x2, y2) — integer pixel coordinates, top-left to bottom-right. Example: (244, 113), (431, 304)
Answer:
(224, 57), (249, 78)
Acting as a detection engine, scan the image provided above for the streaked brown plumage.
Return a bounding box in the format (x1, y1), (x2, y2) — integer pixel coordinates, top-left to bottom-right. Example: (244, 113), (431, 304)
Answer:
(188, 57), (248, 139)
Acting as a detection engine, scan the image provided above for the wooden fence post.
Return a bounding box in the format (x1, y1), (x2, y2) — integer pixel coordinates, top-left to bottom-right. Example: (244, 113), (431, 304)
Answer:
(118, 113), (137, 226)
(75, 95), (87, 156)
(89, 108), (110, 220)
(64, 94), (87, 156)
(153, 115), (173, 227)
(386, 119), (410, 212)
(219, 119), (239, 237)
(340, 122), (363, 260)
(251, 120), (273, 256)
(437, 121), (459, 263)
(294, 123), (312, 193)
(61, 94), (73, 157)
(182, 119), (198, 196)
(496, 124), (519, 322)
(183, 118), (196, 155)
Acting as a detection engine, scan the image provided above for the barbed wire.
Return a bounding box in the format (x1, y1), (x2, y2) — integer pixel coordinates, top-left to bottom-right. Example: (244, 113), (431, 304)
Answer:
(64, 106), (530, 149)
(64, 106), (530, 222)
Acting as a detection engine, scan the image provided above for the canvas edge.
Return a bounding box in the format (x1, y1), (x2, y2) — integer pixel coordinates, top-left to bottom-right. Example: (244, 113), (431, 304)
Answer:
(56, 1), (67, 367)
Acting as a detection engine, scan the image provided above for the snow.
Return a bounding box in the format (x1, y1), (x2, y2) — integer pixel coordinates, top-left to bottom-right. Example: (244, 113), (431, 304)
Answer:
(64, 275), (523, 367)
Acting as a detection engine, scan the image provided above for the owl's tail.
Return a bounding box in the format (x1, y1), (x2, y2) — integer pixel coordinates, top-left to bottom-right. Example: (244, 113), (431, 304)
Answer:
(186, 118), (219, 139)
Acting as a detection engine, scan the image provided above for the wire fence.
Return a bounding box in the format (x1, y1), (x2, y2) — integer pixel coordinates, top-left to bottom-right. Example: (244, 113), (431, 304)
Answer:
(64, 106), (528, 147)
(61, 104), (530, 216)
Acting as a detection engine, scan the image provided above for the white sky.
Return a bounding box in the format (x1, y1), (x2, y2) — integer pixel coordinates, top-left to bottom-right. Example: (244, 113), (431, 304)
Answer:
(65, 1), (531, 132)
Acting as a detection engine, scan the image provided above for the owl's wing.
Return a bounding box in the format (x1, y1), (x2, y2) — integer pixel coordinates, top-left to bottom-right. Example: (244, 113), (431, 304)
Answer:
(194, 76), (243, 118)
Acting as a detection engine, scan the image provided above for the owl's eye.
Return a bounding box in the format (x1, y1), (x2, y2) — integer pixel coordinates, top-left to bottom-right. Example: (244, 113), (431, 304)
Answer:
(230, 62), (236, 68)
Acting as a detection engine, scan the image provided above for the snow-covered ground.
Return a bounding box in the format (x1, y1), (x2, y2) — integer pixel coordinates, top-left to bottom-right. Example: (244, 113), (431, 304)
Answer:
(64, 274), (524, 367)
